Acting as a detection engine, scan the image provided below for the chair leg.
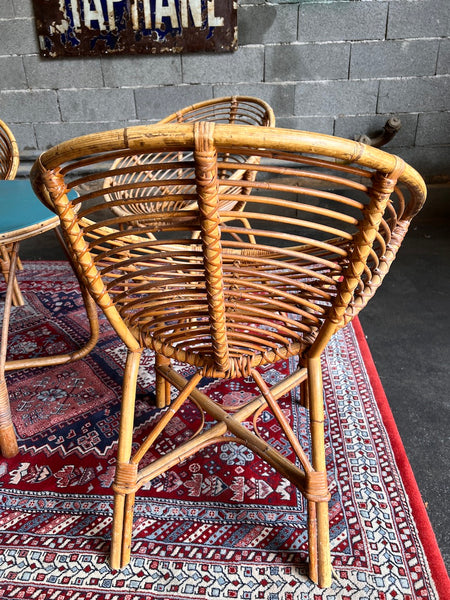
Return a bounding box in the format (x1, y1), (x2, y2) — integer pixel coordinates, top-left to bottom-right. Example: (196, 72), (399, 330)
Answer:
(0, 379), (19, 458)
(110, 349), (142, 570)
(307, 356), (332, 588)
(298, 357), (310, 409)
(155, 353), (171, 408)
(1, 245), (24, 307)
(0, 243), (20, 458)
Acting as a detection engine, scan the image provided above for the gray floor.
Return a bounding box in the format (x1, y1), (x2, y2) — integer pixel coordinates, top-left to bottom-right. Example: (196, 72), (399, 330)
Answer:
(18, 185), (449, 572)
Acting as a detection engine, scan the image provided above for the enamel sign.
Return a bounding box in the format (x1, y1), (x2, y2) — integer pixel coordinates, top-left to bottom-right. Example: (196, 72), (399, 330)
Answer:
(33, 0), (237, 57)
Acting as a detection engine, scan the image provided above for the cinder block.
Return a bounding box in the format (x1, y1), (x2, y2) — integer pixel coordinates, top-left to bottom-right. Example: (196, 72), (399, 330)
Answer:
(1, 57), (27, 89)
(387, 0), (449, 39)
(34, 121), (132, 150)
(0, 18), (37, 54)
(265, 42), (350, 82)
(298, 2), (388, 43)
(58, 88), (136, 122)
(0, 90), (59, 123)
(295, 80), (379, 117)
(182, 46), (264, 84)
(24, 56), (103, 89)
(386, 145), (450, 178)
(275, 116), (334, 136)
(416, 112), (450, 146)
(0, 0), (15, 18)
(334, 114), (418, 147)
(213, 83), (295, 117)
(12, 0), (34, 17)
(238, 0), (265, 5)
(7, 123), (36, 152)
(102, 55), (182, 87)
(135, 85), (214, 121)
(437, 39), (450, 75)
(378, 77), (450, 113)
(238, 4), (298, 45)
(350, 40), (440, 79)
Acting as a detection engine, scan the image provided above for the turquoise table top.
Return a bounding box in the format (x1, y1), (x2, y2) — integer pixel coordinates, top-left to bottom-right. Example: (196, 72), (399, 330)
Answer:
(0, 179), (59, 243)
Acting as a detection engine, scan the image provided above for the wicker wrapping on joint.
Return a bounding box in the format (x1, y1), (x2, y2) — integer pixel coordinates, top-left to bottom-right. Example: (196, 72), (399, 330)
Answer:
(31, 123), (426, 587)
(103, 96), (275, 230)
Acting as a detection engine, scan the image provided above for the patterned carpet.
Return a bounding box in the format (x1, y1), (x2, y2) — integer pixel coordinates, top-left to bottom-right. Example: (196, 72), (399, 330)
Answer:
(0, 262), (446, 599)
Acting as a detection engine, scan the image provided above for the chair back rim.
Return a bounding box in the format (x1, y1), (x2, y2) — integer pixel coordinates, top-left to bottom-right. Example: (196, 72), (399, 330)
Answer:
(0, 119), (19, 181)
(35, 122), (427, 215)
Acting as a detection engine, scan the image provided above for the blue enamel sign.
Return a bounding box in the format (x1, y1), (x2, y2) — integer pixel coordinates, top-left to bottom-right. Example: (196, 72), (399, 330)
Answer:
(33, 0), (237, 57)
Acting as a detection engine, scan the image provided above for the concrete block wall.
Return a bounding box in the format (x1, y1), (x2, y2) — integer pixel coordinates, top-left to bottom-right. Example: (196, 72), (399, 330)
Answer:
(1, 0), (449, 181)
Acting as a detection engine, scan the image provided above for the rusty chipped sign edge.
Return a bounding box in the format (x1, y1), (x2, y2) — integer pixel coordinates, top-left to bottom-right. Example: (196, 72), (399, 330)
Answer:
(33, 0), (238, 58)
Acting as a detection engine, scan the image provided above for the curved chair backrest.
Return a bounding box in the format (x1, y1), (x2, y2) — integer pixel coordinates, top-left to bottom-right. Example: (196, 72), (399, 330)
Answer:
(32, 123), (426, 377)
(0, 120), (19, 180)
(103, 96), (275, 223)
(159, 95), (275, 126)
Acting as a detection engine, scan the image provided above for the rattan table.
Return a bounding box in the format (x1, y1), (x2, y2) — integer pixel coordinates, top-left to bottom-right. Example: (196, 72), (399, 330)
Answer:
(0, 180), (99, 458)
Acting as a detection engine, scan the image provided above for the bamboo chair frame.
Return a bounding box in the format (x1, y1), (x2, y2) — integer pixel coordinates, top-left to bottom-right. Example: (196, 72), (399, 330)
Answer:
(31, 123), (426, 588)
(0, 119), (24, 307)
(0, 123), (99, 459)
(0, 235), (100, 458)
(103, 96), (275, 242)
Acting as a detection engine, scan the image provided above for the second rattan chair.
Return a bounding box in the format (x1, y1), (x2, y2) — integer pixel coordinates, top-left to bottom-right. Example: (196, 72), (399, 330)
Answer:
(31, 122), (426, 588)
(0, 119), (23, 307)
(103, 96), (275, 241)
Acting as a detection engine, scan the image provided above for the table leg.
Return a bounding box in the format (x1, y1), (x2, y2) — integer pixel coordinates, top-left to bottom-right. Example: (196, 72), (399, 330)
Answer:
(4, 230), (100, 374)
(0, 241), (20, 458)
(0, 244), (24, 307)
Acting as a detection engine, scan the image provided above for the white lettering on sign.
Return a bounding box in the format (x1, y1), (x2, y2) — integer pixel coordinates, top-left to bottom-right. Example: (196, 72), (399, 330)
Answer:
(207, 0), (223, 27)
(64, 0), (224, 32)
(154, 0), (180, 29)
(180, 0), (202, 28)
(82, 0), (106, 30)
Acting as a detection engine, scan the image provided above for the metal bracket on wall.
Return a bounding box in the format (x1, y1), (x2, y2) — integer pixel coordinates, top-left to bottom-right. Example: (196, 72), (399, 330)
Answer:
(356, 116), (402, 148)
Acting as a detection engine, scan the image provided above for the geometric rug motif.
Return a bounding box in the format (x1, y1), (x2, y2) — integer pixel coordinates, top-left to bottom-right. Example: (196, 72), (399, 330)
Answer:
(0, 262), (445, 599)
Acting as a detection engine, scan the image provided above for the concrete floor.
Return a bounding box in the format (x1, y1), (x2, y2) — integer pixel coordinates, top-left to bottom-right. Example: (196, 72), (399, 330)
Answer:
(18, 185), (449, 571)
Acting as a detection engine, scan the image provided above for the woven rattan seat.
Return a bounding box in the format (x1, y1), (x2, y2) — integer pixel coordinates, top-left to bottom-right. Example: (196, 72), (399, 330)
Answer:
(103, 96), (275, 240)
(32, 122), (426, 587)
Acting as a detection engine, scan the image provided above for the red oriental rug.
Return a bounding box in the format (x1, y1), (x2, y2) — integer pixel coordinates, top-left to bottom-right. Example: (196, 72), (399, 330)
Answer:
(0, 261), (447, 599)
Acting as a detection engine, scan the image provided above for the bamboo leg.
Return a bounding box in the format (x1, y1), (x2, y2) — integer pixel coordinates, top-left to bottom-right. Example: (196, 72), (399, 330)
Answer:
(5, 230), (99, 373)
(307, 356), (331, 588)
(0, 243), (20, 458)
(12, 247), (24, 306)
(308, 500), (318, 583)
(1, 245), (24, 307)
(0, 380), (18, 458)
(298, 358), (310, 409)
(155, 353), (171, 408)
(110, 349), (142, 570)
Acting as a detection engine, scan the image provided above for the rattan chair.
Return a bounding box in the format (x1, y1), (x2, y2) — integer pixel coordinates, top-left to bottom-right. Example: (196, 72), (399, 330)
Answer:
(103, 96), (275, 241)
(31, 123), (426, 588)
(0, 119), (23, 306)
